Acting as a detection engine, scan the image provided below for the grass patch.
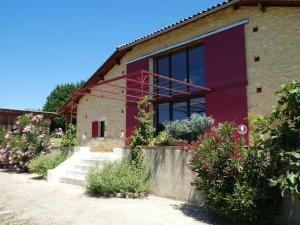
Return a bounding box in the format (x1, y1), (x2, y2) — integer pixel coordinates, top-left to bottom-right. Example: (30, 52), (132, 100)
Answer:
(86, 160), (151, 196)
(28, 151), (68, 178)
(50, 138), (63, 148)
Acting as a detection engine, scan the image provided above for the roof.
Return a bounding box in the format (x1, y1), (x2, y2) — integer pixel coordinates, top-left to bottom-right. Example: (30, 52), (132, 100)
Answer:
(58, 0), (300, 115)
(0, 107), (57, 117)
(117, 0), (300, 50)
(58, 48), (131, 114)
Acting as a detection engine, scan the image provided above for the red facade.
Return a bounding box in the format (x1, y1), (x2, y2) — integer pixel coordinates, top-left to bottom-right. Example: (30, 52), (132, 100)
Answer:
(125, 24), (248, 139)
(126, 58), (149, 138)
(205, 25), (248, 127)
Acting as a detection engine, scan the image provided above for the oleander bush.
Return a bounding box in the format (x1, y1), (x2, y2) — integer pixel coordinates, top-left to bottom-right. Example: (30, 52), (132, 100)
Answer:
(188, 79), (300, 224)
(0, 114), (52, 172)
(166, 113), (214, 141)
(86, 160), (151, 196)
(189, 123), (278, 224)
(28, 150), (69, 178)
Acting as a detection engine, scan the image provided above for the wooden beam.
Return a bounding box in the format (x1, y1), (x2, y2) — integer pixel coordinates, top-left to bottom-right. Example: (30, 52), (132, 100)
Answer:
(113, 58), (120, 65)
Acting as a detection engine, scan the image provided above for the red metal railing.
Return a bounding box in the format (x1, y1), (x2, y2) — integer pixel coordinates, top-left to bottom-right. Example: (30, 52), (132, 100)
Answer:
(75, 70), (211, 103)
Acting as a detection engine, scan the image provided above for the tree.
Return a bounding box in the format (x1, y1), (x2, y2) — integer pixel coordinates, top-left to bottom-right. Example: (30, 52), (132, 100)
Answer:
(43, 81), (85, 132)
(43, 81), (85, 112)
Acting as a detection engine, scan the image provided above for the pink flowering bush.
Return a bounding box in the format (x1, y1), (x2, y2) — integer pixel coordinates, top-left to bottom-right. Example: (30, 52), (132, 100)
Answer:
(53, 128), (64, 138)
(188, 122), (277, 224)
(0, 114), (52, 172)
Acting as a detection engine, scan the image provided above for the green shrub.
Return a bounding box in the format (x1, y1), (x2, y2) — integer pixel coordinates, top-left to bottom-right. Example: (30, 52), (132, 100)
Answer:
(266, 79), (300, 199)
(61, 124), (79, 147)
(86, 160), (151, 195)
(28, 151), (68, 178)
(166, 114), (214, 141)
(189, 123), (277, 224)
(187, 79), (300, 224)
(166, 118), (190, 140)
(151, 130), (173, 146)
(189, 114), (214, 140)
(0, 130), (5, 148)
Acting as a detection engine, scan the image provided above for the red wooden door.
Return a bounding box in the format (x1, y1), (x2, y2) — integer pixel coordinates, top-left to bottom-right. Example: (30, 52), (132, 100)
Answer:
(92, 121), (99, 138)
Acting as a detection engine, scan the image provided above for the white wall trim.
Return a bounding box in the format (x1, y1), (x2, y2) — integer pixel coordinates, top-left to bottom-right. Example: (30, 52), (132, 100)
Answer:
(126, 19), (249, 64)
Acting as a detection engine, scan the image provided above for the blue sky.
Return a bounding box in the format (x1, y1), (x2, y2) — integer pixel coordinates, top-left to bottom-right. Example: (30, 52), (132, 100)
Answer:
(0, 0), (221, 111)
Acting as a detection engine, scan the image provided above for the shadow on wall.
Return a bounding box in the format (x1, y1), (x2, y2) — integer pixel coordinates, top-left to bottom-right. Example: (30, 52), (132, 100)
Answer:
(282, 197), (300, 225)
(143, 146), (203, 203)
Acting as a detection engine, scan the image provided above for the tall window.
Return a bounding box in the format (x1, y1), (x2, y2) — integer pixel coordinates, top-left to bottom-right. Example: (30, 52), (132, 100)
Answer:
(155, 45), (205, 131)
(189, 46), (205, 86)
(156, 56), (169, 94)
(157, 103), (170, 133)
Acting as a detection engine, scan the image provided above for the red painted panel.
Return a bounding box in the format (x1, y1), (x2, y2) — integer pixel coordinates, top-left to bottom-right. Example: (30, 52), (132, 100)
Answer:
(92, 121), (98, 138)
(206, 86), (247, 125)
(126, 58), (149, 139)
(205, 25), (248, 130)
(205, 25), (248, 89)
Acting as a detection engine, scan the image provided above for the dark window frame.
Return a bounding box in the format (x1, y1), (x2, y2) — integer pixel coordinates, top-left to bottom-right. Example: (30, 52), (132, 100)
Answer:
(154, 44), (205, 133)
(99, 121), (105, 138)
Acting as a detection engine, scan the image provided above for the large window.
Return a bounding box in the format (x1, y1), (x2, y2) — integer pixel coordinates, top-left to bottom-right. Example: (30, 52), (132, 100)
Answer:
(155, 45), (205, 131)
(171, 51), (187, 83)
(157, 103), (170, 132)
(189, 46), (205, 86)
(156, 56), (169, 94)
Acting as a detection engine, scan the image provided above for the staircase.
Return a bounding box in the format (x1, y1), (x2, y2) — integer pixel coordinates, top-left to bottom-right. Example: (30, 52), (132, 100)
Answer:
(47, 147), (124, 186)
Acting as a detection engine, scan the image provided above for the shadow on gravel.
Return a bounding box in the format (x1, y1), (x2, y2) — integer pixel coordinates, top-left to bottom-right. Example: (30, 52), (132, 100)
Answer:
(30, 175), (44, 180)
(0, 169), (44, 180)
(173, 203), (238, 225)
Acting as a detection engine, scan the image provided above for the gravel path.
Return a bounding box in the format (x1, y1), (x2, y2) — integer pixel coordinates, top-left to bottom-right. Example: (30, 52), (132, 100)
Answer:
(0, 169), (234, 225)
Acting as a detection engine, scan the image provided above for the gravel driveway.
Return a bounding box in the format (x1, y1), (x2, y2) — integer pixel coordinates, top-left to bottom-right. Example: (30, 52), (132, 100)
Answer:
(0, 169), (234, 225)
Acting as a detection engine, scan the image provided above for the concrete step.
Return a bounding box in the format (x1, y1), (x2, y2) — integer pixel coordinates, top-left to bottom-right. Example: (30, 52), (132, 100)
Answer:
(59, 176), (85, 186)
(77, 159), (107, 167)
(73, 164), (94, 172)
(65, 169), (88, 179)
(48, 148), (123, 187)
(73, 164), (104, 172)
(80, 154), (121, 161)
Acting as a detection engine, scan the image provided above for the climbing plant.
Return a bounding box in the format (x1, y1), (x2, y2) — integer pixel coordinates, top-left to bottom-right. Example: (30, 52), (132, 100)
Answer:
(130, 96), (154, 168)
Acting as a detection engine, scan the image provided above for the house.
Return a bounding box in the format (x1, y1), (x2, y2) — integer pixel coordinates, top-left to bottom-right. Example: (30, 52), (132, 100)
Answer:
(0, 108), (56, 131)
(58, 0), (300, 146)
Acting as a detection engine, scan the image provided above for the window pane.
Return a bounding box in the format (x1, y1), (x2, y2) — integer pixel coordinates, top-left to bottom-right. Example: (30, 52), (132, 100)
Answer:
(190, 97), (205, 116)
(157, 103), (170, 132)
(173, 101), (188, 121)
(189, 46), (205, 86)
(156, 56), (169, 94)
(171, 51), (187, 83)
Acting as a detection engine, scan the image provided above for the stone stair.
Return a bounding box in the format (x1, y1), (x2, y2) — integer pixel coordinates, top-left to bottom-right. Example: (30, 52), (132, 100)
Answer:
(47, 147), (123, 187)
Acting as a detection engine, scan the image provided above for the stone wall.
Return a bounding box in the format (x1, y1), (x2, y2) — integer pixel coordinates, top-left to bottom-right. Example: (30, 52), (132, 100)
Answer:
(76, 63), (126, 140)
(84, 137), (125, 152)
(76, 5), (300, 139)
(114, 146), (203, 203)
